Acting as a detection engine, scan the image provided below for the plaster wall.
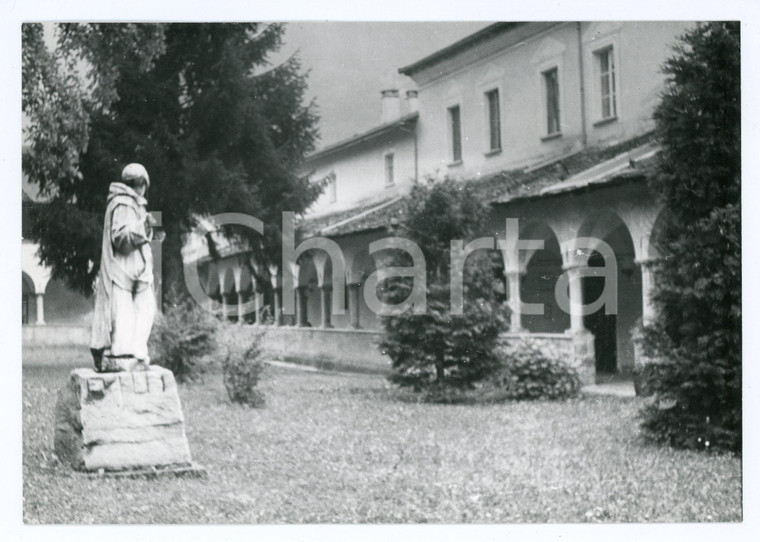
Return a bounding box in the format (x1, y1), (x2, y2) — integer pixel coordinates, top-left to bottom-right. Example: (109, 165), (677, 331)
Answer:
(306, 130), (416, 217)
(410, 22), (694, 181)
(261, 326), (390, 373)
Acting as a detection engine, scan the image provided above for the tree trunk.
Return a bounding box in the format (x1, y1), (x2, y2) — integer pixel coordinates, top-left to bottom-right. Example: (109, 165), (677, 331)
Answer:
(435, 361), (445, 384)
(161, 226), (189, 309)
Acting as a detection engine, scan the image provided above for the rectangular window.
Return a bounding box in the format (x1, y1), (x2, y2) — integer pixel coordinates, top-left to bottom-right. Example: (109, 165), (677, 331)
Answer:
(485, 89), (501, 151)
(448, 105), (462, 163)
(384, 153), (394, 187)
(596, 47), (617, 119)
(328, 172), (337, 203)
(543, 68), (561, 135)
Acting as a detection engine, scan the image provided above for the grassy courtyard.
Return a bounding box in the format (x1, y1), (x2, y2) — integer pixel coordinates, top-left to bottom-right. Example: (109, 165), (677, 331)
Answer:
(22, 348), (741, 524)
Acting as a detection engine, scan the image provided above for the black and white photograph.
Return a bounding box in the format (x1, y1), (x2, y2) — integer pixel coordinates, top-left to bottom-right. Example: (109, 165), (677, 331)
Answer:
(5, 0), (757, 539)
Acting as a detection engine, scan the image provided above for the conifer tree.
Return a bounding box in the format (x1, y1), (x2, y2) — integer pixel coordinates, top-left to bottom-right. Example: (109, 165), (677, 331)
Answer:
(23, 23), (322, 303)
(639, 22), (741, 452)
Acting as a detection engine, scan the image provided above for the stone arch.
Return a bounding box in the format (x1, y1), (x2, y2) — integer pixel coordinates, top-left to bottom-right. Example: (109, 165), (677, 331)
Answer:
(347, 248), (376, 286)
(647, 208), (673, 261)
(518, 219), (562, 269)
(296, 253), (319, 327)
(518, 220), (569, 333)
(21, 246), (51, 295)
(214, 262), (236, 320)
(219, 263), (236, 295)
(297, 254), (318, 288)
(575, 210), (630, 253)
(22, 272), (36, 324)
(22, 271), (35, 294)
(576, 210), (641, 378)
(345, 244), (381, 330)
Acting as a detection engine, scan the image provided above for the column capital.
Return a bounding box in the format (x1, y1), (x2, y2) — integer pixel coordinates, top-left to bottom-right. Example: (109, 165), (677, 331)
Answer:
(504, 268), (527, 279)
(561, 262), (586, 272)
(634, 257), (662, 268)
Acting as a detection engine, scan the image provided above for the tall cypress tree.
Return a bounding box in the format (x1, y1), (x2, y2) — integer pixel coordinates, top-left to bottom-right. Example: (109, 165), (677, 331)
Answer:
(639, 22), (741, 453)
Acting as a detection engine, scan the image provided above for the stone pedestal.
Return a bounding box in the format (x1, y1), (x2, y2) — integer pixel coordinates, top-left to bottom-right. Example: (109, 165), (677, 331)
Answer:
(54, 366), (201, 473)
(570, 330), (596, 386)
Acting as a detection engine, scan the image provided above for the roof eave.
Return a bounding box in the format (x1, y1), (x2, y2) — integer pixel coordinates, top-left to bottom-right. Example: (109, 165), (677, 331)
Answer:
(398, 22), (523, 76)
(305, 113), (418, 164)
(492, 169), (652, 206)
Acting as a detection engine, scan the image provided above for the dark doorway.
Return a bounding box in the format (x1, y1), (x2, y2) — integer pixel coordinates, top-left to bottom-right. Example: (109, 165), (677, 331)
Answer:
(583, 252), (617, 376)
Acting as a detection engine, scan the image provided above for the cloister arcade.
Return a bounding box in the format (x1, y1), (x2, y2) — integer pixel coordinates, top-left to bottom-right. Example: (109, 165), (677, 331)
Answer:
(188, 180), (665, 384)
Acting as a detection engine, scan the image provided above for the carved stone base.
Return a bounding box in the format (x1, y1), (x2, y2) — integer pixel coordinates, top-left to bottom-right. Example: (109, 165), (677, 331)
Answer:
(54, 366), (195, 472)
(99, 356), (150, 373)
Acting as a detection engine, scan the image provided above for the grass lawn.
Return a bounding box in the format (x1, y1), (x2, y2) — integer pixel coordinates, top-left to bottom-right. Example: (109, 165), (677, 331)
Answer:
(22, 347), (742, 524)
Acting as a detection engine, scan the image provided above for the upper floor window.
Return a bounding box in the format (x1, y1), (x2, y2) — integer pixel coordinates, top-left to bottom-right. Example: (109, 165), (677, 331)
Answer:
(448, 104), (462, 163)
(384, 152), (395, 187)
(542, 68), (561, 136)
(328, 172), (337, 203)
(485, 88), (502, 152)
(596, 46), (617, 120)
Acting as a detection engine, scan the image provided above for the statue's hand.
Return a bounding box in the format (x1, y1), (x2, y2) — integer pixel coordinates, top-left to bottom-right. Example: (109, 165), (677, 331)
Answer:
(144, 217), (153, 240)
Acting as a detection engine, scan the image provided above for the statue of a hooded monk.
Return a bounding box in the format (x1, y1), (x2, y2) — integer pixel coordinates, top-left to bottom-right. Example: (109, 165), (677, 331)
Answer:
(90, 163), (157, 372)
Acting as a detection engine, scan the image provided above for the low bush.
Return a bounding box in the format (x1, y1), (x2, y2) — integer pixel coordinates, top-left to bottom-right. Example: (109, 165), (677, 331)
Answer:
(635, 325), (740, 452)
(221, 326), (266, 407)
(149, 287), (218, 383)
(492, 340), (581, 400)
(379, 177), (508, 394)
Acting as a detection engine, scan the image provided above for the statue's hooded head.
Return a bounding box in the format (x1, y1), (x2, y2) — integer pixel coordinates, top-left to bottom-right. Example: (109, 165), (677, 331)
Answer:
(121, 163), (150, 193)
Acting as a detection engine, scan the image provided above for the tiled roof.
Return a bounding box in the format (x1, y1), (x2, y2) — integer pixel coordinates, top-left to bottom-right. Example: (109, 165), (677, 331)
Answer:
(297, 197), (406, 238)
(536, 143), (659, 198)
(298, 132), (658, 239)
(474, 131), (656, 205)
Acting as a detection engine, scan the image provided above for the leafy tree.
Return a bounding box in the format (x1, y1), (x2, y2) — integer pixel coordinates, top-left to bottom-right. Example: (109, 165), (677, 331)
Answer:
(379, 177), (507, 395)
(22, 23), (322, 302)
(638, 22), (741, 452)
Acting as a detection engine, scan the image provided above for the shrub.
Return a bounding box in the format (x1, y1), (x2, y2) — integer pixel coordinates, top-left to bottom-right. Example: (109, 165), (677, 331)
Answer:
(220, 325), (266, 407)
(379, 177), (508, 394)
(149, 287), (218, 383)
(635, 326), (740, 452)
(492, 340), (581, 400)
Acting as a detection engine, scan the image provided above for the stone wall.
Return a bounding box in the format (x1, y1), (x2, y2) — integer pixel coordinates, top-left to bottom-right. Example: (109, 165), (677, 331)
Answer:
(23, 324), (90, 347)
(259, 326), (390, 374)
(498, 331), (595, 385)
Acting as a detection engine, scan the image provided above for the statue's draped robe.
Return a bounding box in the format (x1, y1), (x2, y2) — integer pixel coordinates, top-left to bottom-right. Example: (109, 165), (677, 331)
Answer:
(90, 182), (155, 359)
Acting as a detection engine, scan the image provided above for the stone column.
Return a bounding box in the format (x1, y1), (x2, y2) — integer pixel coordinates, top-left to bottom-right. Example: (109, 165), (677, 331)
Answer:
(348, 283), (361, 329)
(296, 286), (309, 327)
(273, 288), (283, 326)
(204, 265), (217, 314)
(35, 293), (45, 325)
(506, 270), (527, 332)
(319, 285), (333, 328)
(636, 258), (657, 326)
(564, 264), (586, 334)
(232, 260), (244, 324)
(268, 265), (282, 326)
(252, 278), (262, 326)
(217, 267), (228, 321)
(236, 291), (245, 324)
(563, 262), (595, 385)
